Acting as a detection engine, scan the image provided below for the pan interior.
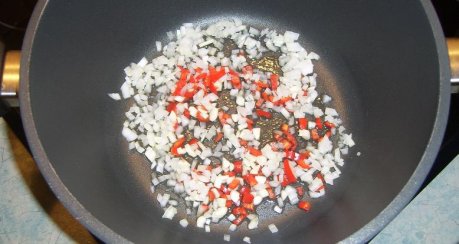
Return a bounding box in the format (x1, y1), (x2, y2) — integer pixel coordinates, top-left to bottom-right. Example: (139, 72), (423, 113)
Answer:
(27, 0), (441, 243)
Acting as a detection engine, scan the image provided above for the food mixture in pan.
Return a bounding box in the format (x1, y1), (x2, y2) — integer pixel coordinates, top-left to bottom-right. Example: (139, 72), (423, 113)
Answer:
(109, 19), (356, 242)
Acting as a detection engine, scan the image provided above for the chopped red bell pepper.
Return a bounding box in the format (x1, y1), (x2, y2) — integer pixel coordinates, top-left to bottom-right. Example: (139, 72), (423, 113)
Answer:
(283, 159), (297, 184)
(170, 137), (186, 156)
(183, 109), (191, 118)
(281, 139), (293, 151)
(316, 172), (325, 184)
(256, 109), (272, 119)
(261, 92), (274, 102)
(230, 73), (242, 89)
(298, 200), (311, 212)
(232, 214), (247, 226)
(228, 178), (240, 190)
(214, 132), (224, 143)
(270, 74), (279, 91)
(242, 65), (253, 75)
(173, 67), (190, 95)
(226, 200), (233, 208)
(166, 102), (177, 113)
(196, 111), (209, 122)
(248, 147), (262, 156)
(316, 185), (325, 192)
(239, 139), (248, 147)
(242, 203), (254, 211)
(208, 189), (216, 201)
(255, 99), (265, 108)
(315, 117), (323, 129)
(298, 118), (308, 129)
(324, 121), (335, 128)
(233, 160), (243, 174)
(285, 150), (296, 160)
(242, 192), (254, 204)
(188, 138), (198, 145)
(209, 66), (226, 83)
(244, 174), (258, 186)
(310, 129), (320, 141)
(232, 206), (247, 216)
(296, 159), (311, 169)
(273, 132), (283, 141)
(273, 97), (292, 106)
(281, 124), (289, 133)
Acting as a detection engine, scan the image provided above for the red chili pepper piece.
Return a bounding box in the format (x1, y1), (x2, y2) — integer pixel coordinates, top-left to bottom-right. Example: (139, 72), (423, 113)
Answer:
(183, 109), (191, 118)
(296, 158), (311, 169)
(232, 206), (247, 216)
(232, 214), (247, 226)
(196, 110), (209, 122)
(214, 132), (224, 143)
(283, 159), (297, 185)
(273, 132), (283, 141)
(242, 65), (253, 75)
(248, 147), (262, 156)
(324, 121), (335, 128)
(256, 109), (272, 119)
(243, 203), (254, 211)
(208, 189), (216, 201)
(170, 137), (186, 156)
(298, 118), (308, 130)
(255, 99), (265, 108)
(270, 74), (279, 91)
(188, 138), (198, 145)
(316, 185), (325, 192)
(228, 178), (240, 190)
(166, 102), (177, 113)
(285, 150), (296, 160)
(230, 73), (242, 89)
(239, 139), (248, 147)
(242, 192), (254, 204)
(173, 67), (190, 95)
(298, 200), (311, 212)
(310, 129), (320, 141)
(281, 124), (289, 133)
(316, 172), (325, 184)
(244, 174), (258, 187)
(209, 66), (226, 83)
(261, 92), (274, 102)
(273, 97), (292, 106)
(219, 186), (229, 196)
(282, 139), (293, 151)
(315, 117), (323, 129)
(233, 161), (243, 174)
(226, 200), (233, 208)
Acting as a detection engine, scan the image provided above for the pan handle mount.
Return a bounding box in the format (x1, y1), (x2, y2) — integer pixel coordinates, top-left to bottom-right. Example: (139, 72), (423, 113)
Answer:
(448, 38), (459, 92)
(1, 50), (21, 98)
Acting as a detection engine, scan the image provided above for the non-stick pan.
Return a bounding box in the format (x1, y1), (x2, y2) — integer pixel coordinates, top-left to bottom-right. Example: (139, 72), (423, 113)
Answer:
(7, 0), (453, 243)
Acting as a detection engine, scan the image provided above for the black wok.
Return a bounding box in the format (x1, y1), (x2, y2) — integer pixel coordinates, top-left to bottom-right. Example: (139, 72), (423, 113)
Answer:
(18, 0), (450, 243)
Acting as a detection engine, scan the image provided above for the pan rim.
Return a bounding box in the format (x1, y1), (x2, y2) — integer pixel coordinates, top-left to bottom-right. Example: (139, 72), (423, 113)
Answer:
(343, 0), (451, 242)
(19, 0), (451, 243)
